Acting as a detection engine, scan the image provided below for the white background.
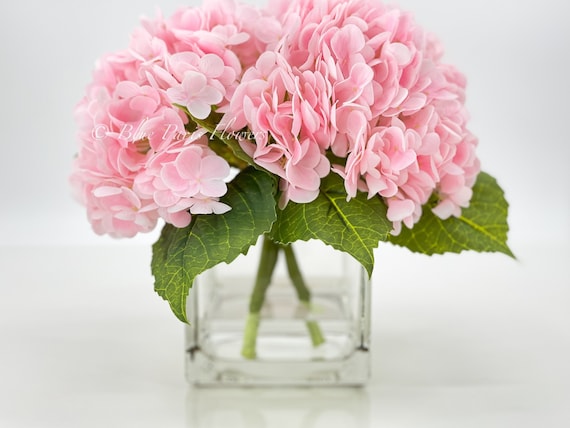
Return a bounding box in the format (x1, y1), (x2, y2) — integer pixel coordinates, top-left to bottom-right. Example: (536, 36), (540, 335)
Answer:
(0, 0), (569, 427)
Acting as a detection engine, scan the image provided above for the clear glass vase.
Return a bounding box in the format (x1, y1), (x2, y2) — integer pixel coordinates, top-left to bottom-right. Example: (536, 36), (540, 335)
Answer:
(185, 238), (371, 386)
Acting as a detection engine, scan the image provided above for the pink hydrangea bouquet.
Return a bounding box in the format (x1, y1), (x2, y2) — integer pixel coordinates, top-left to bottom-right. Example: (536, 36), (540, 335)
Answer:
(71, 0), (512, 357)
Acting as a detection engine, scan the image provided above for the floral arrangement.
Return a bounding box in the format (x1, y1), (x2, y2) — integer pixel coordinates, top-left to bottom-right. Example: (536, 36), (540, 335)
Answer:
(71, 0), (512, 356)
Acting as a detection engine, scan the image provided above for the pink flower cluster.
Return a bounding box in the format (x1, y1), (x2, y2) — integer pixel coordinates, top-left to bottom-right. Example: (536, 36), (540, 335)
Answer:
(71, 0), (480, 237)
(223, 0), (480, 233)
(71, 1), (277, 237)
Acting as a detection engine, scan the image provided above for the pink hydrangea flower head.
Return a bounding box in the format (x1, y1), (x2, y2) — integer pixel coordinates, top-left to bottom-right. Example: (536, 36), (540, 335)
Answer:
(133, 135), (231, 227)
(223, 50), (333, 205)
(256, 0), (480, 232)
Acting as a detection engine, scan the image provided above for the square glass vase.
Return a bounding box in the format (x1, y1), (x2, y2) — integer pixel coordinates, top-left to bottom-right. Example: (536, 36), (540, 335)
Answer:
(185, 239), (371, 386)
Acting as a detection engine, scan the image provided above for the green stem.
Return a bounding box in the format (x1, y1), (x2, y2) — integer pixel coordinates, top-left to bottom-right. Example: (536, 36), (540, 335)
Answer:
(282, 245), (325, 347)
(306, 320), (325, 347)
(241, 313), (260, 360)
(241, 235), (280, 359)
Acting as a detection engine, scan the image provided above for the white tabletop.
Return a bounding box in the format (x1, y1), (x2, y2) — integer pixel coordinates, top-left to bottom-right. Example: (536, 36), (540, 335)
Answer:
(1, 242), (568, 427)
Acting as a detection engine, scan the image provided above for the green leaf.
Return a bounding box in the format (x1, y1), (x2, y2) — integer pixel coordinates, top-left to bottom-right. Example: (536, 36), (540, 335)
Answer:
(270, 173), (392, 277)
(389, 171), (514, 257)
(151, 167), (278, 322)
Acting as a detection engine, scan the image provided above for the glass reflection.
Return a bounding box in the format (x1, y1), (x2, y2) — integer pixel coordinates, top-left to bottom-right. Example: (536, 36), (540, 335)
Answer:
(186, 386), (370, 428)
